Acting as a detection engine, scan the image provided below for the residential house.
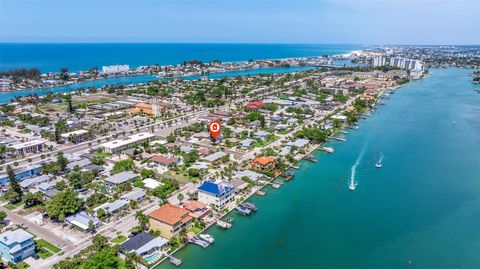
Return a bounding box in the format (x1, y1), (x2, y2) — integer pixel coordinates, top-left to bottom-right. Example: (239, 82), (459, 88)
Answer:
(204, 151), (228, 163)
(182, 200), (210, 220)
(120, 187), (146, 202)
(65, 211), (102, 231)
(197, 181), (235, 208)
(94, 199), (129, 217)
(121, 232), (168, 261)
(103, 171), (139, 187)
(252, 156), (276, 172)
(148, 204), (193, 239)
(0, 229), (35, 263)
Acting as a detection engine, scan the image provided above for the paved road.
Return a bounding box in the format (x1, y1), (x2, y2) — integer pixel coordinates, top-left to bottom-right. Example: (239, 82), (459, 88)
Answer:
(0, 207), (71, 249)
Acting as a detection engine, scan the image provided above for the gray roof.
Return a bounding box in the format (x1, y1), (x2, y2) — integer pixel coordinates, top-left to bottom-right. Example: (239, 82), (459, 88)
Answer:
(44, 188), (60, 198)
(120, 187), (146, 201)
(94, 199), (129, 215)
(0, 229), (34, 246)
(254, 130), (269, 137)
(235, 170), (265, 182)
(20, 174), (51, 188)
(121, 232), (169, 255)
(67, 159), (92, 170)
(204, 151), (227, 162)
(65, 211), (102, 230)
(180, 145), (195, 153)
(240, 138), (255, 148)
(289, 139), (310, 148)
(104, 171), (138, 185)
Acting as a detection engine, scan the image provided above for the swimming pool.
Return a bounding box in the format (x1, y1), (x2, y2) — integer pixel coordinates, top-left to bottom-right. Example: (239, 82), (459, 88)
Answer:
(144, 252), (161, 263)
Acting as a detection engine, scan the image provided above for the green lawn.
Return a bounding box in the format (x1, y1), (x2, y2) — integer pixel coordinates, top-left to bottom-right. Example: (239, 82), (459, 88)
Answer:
(254, 135), (280, 147)
(36, 239), (61, 253)
(187, 226), (202, 234)
(17, 262), (30, 269)
(93, 151), (111, 159)
(17, 204), (43, 216)
(111, 235), (127, 244)
(278, 129), (291, 135)
(37, 248), (53, 259)
(3, 200), (24, 210)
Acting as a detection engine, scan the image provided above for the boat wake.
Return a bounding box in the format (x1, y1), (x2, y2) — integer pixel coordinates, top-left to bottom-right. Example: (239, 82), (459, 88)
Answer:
(376, 153), (384, 168)
(349, 145), (366, 191)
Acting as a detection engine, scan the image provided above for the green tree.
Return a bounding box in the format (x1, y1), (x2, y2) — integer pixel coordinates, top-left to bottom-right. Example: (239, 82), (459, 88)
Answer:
(135, 211), (149, 231)
(56, 152), (69, 172)
(112, 159), (136, 174)
(83, 248), (120, 269)
(6, 165), (22, 202)
(45, 189), (83, 220)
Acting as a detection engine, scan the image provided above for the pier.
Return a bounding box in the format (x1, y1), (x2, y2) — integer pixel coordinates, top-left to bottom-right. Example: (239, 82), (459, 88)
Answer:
(167, 255), (182, 267)
(303, 154), (317, 162)
(332, 137), (346, 142)
(320, 146), (334, 153)
(187, 237), (210, 248)
(216, 220), (233, 229)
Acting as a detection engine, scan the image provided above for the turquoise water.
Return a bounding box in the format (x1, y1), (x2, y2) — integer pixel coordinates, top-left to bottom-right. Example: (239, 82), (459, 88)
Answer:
(158, 68), (480, 269)
(0, 66), (316, 103)
(0, 43), (362, 72)
(145, 253), (160, 263)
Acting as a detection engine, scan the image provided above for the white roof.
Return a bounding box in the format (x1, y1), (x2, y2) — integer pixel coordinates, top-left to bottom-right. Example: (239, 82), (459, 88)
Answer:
(142, 178), (163, 189)
(61, 129), (88, 138)
(204, 151), (228, 162)
(65, 211), (102, 230)
(10, 139), (45, 150)
(101, 133), (155, 150)
(0, 229), (33, 246)
(331, 114), (347, 120)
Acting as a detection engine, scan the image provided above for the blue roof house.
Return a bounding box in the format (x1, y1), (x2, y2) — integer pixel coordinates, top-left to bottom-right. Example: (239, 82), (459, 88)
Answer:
(197, 181), (235, 208)
(0, 229), (35, 263)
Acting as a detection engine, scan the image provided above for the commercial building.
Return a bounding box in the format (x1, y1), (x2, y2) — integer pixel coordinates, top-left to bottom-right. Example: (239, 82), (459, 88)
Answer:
(100, 133), (155, 153)
(0, 229), (35, 263)
(197, 180), (235, 208)
(61, 130), (89, 143)
(10, 139), (46, 155)
(148, 204), (193, 239)
(101, 65), (129, 74)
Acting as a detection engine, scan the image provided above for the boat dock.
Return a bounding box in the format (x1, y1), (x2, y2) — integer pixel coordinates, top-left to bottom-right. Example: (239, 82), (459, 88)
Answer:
(256, 190), (266, 196)
(216, 220), (233, 229)
(339, 130), (348, 134)
(332, 137), (346, 141)
(303, 154), (317, 162)
(168, 255), (182, 266)
(282, 171), (294, 181)
(241, 202), (257, 212)
(187, 237), (210, 248)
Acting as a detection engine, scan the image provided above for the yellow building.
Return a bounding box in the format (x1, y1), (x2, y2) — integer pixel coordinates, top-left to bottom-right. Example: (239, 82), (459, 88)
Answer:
(148, 204), (193, 239)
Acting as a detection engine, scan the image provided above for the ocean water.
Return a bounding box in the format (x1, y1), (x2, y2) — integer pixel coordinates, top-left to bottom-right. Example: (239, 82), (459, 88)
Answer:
(158, 68), (480, 269)
(0, 43), (362, 72)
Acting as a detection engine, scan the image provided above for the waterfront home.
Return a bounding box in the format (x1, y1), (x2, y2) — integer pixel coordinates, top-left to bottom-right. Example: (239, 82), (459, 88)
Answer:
(197, 180), (235, 208)
(331, 114), (348, 122)
(103, 171), (139, 187)
(94, 199), (129, 217)
(252, 156), (276, 172)
(100, 133), (155, 153)
(64, 211), (102, 231)
(235, 170), (265, 182)
(182, 200), (210, 220)
(120, 187), (146, 202)
(231, 178), (249, 193)
(0, 229), (35, 264)
(148, 204), (193, 239)
(121, 232), (168, 262)
(142, 178), (163, 189)
(288, 138), (310, 148)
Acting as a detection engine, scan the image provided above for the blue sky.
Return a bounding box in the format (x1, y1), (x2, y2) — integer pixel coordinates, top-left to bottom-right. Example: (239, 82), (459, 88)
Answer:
(1, 0), (479, 44)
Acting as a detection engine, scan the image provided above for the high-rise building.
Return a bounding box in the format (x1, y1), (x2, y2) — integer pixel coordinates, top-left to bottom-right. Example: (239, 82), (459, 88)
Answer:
(101, 64), (130, 74)
(373, 56), (386, 67)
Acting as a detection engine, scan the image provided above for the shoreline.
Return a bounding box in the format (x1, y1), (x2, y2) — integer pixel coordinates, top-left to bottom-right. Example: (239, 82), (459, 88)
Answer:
(152, 81), (397, 268)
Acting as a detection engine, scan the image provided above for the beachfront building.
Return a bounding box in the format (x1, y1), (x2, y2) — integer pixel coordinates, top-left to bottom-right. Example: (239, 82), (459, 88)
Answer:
(101, 64), (130, 74)
(100, 133), (155, 153)
(148, 204), (193, 239)
(197, 181), (235, 208)
(0, 229), (35, 263)
(61, 129), (89, 143)
(251, 156), (276, 172)
(10, 139), (46, 156)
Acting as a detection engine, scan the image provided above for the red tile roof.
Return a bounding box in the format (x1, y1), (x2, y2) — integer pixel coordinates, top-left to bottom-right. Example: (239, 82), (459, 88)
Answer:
(148, 204), (191, 225)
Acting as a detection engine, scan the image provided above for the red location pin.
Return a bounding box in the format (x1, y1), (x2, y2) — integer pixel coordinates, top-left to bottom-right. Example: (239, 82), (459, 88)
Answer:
(208, 121), (222, 139)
